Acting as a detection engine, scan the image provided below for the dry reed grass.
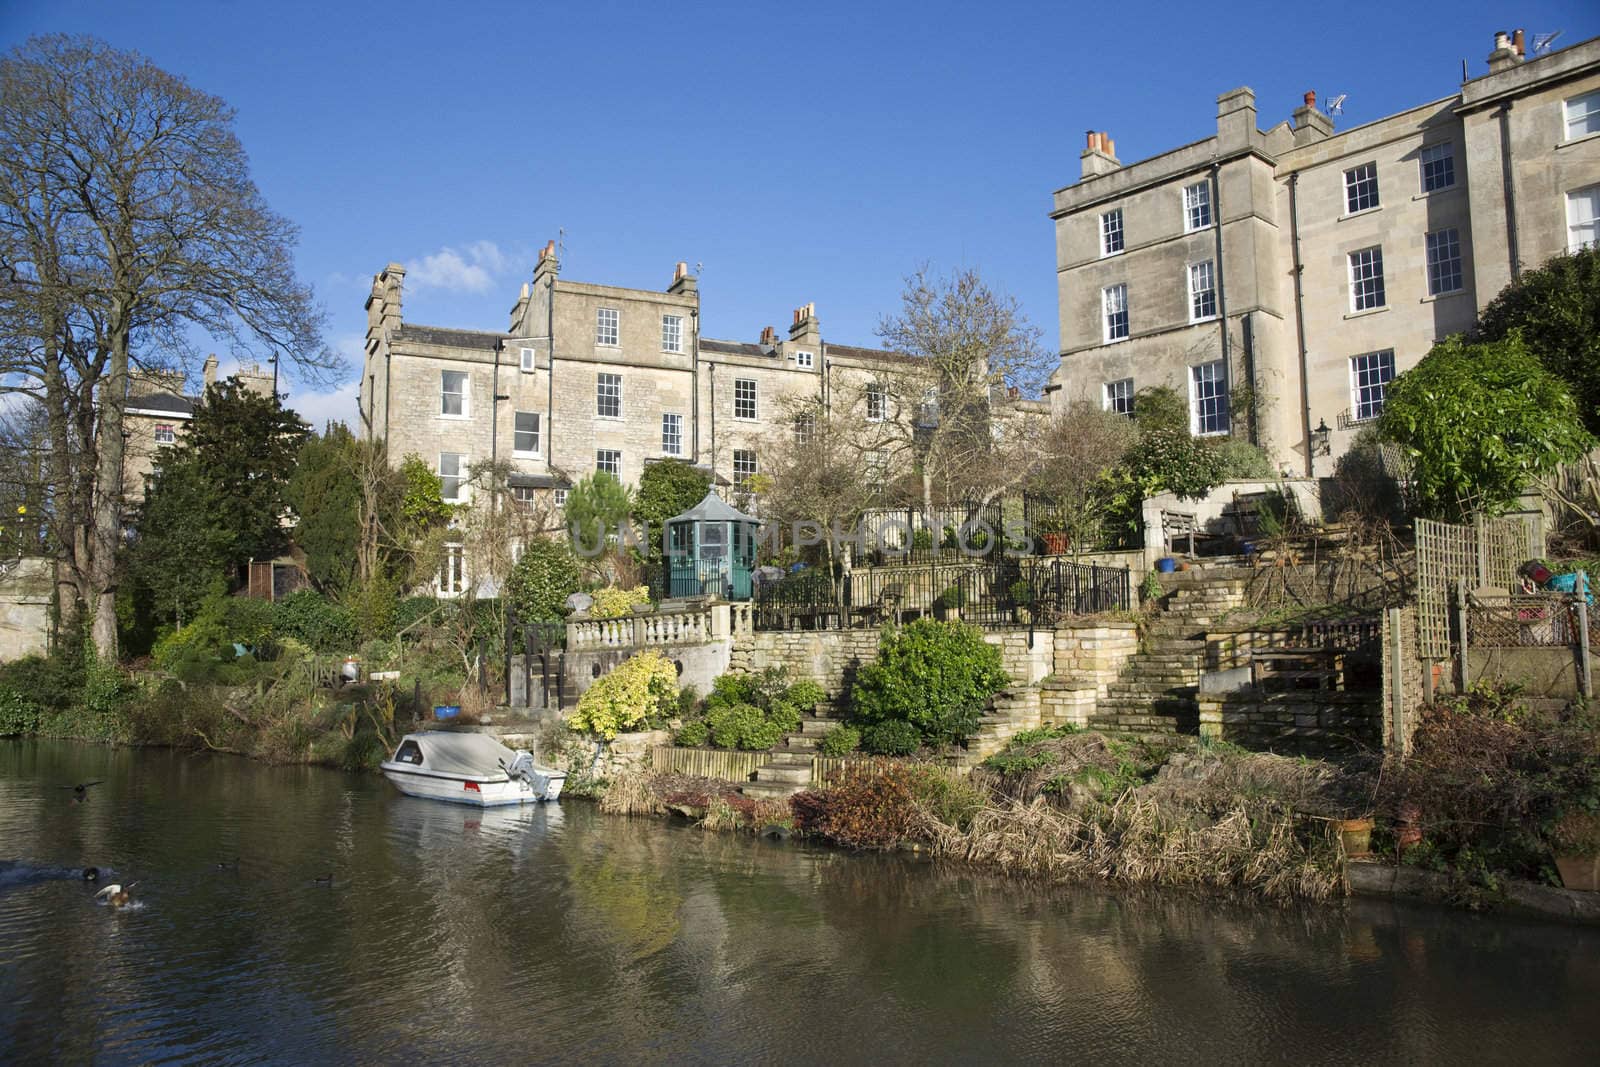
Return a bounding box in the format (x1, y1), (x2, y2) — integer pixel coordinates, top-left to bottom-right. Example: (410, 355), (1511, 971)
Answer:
(599, 771), (665, 816)
(916, 790), (1343, 902)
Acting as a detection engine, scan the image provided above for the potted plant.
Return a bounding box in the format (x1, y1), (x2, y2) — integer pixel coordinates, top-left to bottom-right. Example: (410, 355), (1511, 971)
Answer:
(936, 585), (965, 620)
(1549, 809), (1600, 891)
(1037, 516), (1069, 556)
(1333, 815), (1374, 858)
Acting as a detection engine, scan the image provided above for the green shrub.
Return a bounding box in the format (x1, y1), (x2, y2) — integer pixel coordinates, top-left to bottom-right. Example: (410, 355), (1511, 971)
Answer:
(850, 619), (1008, 747)
(1213, 438), (1277, 480)
(0, 685), (41, 736)
(505, 538), (582, 622)
(570, 649), (679, 740)
(676, 719), (709, 746)
(707, 702), (768, 750)
(783, 679), (826, 710)
(816, 724), (861, 757)
(394, 595), (445, 636)
(861, 719), (922, 756)
(911, 527), (933, 550)
(0, 651), (84, 711)
(273, 590), (357, 652)
(937, 585), (966, 609)
(590, 585), (652, 619)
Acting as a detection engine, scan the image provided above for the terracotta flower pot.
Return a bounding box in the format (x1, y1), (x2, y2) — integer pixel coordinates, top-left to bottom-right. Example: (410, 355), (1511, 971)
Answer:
(1555, 854), (1600, 892)
(1334, 817), (1374, 857)
(1041, 533), (1069, 555)
(1395, 802), (1423, 850)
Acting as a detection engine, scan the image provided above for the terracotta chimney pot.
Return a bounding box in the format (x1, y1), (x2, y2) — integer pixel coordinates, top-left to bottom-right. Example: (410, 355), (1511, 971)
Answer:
(1304, 90), (1316, 108)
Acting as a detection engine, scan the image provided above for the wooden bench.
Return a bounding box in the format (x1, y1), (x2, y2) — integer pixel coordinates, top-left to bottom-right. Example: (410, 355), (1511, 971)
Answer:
(1251, 648), (1345, 690)
(1161, 509), (1200, 557)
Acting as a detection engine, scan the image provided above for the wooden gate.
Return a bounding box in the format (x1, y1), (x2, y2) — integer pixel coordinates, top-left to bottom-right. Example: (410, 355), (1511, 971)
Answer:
(1415, 515), (1542, 658)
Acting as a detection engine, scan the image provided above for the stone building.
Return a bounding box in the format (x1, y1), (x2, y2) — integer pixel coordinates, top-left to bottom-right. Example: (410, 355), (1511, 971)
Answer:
(123, 355), (274, 504)
(358, 243), (959, 509)
(1049, 29), (1600, 475)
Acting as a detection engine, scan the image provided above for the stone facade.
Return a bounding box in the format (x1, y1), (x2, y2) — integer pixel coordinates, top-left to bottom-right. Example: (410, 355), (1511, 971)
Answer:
(1050, 31), (1600, 476)
(122, 356), (274, 504)
(358, 245), (1013, 511)
(743, 628), (883, 706)
(1052, 621), (1139, 699)
(0, 558), (52, 662)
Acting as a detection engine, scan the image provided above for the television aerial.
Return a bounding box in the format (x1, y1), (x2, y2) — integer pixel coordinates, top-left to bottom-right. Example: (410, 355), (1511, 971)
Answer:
(1533, 31), (1563, 54)
(1327, 94), (1347, 116)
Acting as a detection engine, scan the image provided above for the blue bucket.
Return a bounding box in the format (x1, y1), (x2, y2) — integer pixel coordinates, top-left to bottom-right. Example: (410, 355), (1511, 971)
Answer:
(1155, 557), (1177, 573)
(433, 705), (461, 720)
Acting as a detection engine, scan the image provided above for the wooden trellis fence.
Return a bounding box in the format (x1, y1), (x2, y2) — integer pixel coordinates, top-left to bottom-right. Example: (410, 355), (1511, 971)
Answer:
(1415, 514), (1542, 658)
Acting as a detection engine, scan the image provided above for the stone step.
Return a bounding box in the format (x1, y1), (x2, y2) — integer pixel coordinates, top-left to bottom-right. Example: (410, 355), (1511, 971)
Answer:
(741, 780), (805, 800)
(800, 717), (845, 737)
(755, 763), (814, 785)
(782, 734), (818, 752)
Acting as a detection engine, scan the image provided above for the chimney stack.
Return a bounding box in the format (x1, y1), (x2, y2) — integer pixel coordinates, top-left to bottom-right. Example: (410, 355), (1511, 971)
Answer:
(534, 238), (560, 286)
(1513, 28), (1525, 56)
(788, 302), (820, 345)
(1489, 30), (1522, 72)
(667, 259), (697, 296)
(1080, 128), (1121, 180)
(203, 354), (218, 390)
(1292, 88), (1333, 145)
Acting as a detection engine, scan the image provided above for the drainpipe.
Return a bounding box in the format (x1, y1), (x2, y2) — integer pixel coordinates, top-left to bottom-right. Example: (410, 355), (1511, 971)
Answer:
(691, 308), (700, 462)
(546, 274), (556, 476)
(707, 363), (717, 474)
(1209, 163), (1231, 396)
(1497, 102), (1521, 283)
(1288, 171), (1314, 477)
(1241, 313), (1257, 444)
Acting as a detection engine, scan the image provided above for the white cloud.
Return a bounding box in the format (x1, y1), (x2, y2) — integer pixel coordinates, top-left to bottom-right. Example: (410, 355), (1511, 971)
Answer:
(287, 378), (360, 432)
(406, 240), (511, 293)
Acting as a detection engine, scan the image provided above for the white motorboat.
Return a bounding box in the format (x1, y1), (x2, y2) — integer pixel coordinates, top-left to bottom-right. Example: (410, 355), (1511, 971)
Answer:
(380, 732), (566, 807)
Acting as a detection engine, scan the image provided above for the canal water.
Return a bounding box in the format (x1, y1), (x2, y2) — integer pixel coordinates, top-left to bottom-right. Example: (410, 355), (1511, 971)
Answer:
(4, 740), (1600, 1064)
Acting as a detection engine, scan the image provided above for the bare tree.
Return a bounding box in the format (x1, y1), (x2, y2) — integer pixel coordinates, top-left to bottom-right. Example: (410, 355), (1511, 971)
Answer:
(0, 36), (334, 658)
(1025, 401), (1140, 556)
(870, 267), (1051, 516)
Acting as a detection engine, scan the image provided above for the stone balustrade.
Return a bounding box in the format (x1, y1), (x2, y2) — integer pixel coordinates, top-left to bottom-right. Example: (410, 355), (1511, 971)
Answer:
(566, 600), (753, 652)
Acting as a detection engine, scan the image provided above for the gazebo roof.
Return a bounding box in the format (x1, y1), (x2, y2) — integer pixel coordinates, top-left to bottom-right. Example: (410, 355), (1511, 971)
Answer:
(668, 490), (761, 526)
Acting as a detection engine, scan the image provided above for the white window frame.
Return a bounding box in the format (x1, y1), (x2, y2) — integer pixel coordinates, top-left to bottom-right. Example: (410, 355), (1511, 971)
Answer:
(1182, 182), (1211, 232)
(153, 424), (176, 445)
(511, 485), (537, 507)
(1102, 283), (1129, 343)
(1350, 350), (1396, 424)
(865, 383), (887, 422)
(596, 449), (622, 477)
(1424, 229), (1464, 296)
(1418, 143), (1455, 193)
(1344, 163), (1380, 214)
(1100, 208), (1124, 255)
(1568, 185), (1600, 252)
(733, 377), (758, 421)
(439, 543), (467, 598)
(513, 411), (541, 457)
(793, 349), (814, 369)
(519, 346), (536, 373)
(439, 452), (466, 503)
(595, 307), (619, 347)
(661, 413), (683, 456)
(440, 370), (469, 419)
(1189, 360), (1229, 437)
(596, 372), (622, 418)
(554, 488), (568, 507)
(1102, 378), (1134, 417)
(1348, 246), (1386, 312)
(661, 314), (683, 353)
(794, 412), (816, 444)
(1565, 91), (1600, 142)
(732, 449), (757, 487)
(1187, 260), (1217, 323)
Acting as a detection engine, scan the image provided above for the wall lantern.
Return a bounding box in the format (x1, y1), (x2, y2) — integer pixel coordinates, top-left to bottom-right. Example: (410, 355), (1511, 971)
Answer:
(1312, 418), (1332, 457)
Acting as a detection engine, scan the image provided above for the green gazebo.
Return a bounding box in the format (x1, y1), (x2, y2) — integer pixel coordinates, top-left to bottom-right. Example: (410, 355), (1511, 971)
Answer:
(664, 490), (761, 600)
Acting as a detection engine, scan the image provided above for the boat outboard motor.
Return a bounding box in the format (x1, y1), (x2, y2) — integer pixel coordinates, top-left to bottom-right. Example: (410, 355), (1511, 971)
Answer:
(504, 751), (538, 785)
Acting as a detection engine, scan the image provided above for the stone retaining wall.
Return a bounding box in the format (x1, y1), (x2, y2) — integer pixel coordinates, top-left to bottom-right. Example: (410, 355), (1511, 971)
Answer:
(742, 629), (883, 701)
(1196, 690), (1380, 758)
(1053, 622), (1138, 698)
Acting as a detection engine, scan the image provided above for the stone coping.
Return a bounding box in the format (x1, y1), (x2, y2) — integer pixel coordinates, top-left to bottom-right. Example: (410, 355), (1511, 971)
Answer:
(1346, 859), (1600, 924)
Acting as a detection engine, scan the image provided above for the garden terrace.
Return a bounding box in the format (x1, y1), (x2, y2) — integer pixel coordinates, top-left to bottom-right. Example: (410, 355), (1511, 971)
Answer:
(754, 558), (1131, 632)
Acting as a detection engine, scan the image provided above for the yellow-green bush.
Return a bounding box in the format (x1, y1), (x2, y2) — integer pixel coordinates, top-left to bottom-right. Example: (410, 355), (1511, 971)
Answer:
(571, 649), (680, 740)
(589, 586), (653, 619)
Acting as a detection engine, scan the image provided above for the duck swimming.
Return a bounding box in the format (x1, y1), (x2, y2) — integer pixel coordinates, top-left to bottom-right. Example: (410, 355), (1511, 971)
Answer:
(94, 882), (135, 907)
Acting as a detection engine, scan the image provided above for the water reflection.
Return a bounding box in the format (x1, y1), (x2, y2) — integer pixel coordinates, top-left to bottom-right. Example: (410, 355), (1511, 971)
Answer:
(4, 739), (1600, 1064)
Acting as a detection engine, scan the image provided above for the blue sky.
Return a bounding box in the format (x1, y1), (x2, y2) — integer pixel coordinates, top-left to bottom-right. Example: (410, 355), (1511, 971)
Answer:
(3, 0), (1597, 427)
